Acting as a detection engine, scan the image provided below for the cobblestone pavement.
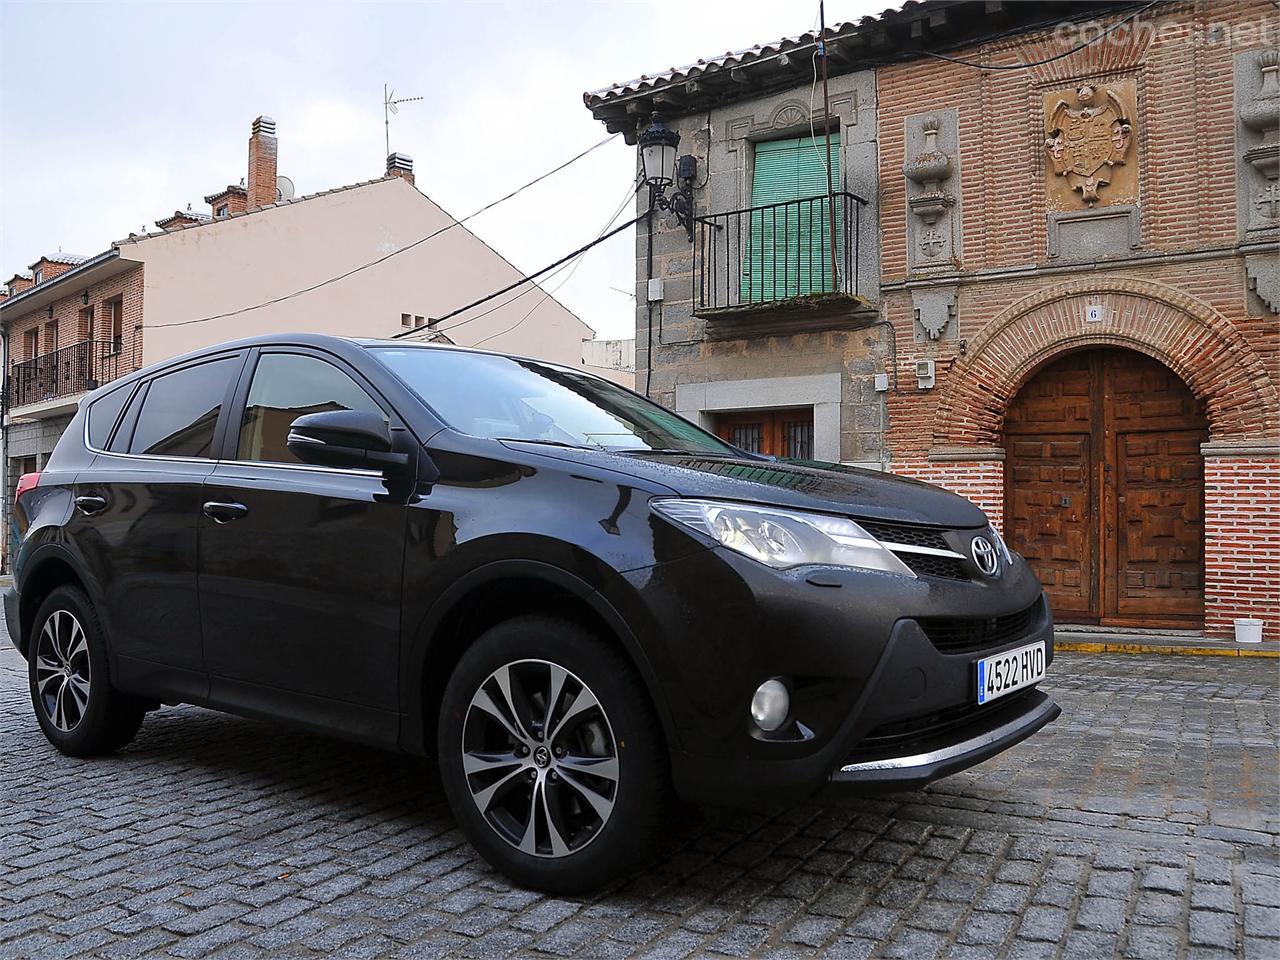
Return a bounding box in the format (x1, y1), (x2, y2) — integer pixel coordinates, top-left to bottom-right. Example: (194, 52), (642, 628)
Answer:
(2, 621), (1277, 960)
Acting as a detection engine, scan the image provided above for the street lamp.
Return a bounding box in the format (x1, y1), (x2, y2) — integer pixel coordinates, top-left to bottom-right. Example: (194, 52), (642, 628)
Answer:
(638, 113), (696, 242)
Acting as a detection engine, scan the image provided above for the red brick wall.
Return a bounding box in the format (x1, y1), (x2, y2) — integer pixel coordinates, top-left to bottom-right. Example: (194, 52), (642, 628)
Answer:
(246, 119), (278, 210)
(3, 264), (146, 397)
(893, 459), (1004, 532)
(876, 1), (1279, 637)
(31, 260), (78, 284)
(207, 191), (248, 218)
(1204, 456), (1280, 638)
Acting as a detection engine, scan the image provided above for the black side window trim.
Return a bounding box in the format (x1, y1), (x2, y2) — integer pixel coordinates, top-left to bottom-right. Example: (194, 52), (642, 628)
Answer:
(108, 380), (149, 454)
(107, 351), (248, 461)
(90, 381), (140, 452)
(218, 346), (400, 462)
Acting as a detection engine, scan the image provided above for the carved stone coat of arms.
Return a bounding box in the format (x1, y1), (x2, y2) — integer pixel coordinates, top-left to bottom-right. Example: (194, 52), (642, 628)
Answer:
(1044, 83), (1135, 205)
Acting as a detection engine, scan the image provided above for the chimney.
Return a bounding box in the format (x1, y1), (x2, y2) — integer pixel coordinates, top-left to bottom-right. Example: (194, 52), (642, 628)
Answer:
(247, 116), (279, 209)
(386, 152), (414, 187)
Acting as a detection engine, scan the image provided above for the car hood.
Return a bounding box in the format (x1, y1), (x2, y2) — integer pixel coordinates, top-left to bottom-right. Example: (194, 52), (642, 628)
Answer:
(506, 444), (989, 528)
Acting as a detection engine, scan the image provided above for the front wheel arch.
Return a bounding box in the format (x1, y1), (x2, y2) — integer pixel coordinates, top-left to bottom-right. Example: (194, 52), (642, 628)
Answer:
(402, 561), (675, 759)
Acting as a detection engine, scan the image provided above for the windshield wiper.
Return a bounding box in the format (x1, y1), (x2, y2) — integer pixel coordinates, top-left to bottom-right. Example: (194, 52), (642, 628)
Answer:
(614, 448), (739, 458)
(495, 437), (597, 450)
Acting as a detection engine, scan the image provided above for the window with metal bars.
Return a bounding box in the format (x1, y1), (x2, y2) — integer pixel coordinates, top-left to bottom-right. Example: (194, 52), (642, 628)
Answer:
(714, 408), (815, 459)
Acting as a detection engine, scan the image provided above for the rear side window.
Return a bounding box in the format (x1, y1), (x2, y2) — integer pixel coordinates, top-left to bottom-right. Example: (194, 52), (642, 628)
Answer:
(237, 353), (383, 465)
(86, 384), (132, 449)
(129, 356), (239, 458)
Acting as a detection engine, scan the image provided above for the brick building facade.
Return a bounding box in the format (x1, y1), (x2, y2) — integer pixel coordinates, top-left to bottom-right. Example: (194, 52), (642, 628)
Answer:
(585, 0), (1279, 638)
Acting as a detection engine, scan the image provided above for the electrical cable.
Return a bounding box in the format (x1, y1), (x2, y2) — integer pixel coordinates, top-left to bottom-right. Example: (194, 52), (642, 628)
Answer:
(438, 180), (638, 340)
(919, 1), (1161, 70)
(808, 48), (829, 179)
(143, 133), (619, 330)
(390, 213), (648, 340)
(471, 176), (642, 348)
(806, 44), (843, 288)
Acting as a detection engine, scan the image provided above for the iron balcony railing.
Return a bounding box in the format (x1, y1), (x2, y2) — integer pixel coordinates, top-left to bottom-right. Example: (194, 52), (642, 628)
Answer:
(7, 339), (126, 410)
(694, 190), (868, 312)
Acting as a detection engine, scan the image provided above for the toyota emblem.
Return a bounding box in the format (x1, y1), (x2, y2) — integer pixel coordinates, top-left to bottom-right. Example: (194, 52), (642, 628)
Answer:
(971, 536), (1000, 577)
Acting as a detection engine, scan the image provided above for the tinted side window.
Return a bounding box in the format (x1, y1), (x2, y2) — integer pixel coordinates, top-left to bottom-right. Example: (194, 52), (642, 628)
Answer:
(238, 353), (383, 465)
(129, 357), (239, 458)
(87, 383), (133, 449)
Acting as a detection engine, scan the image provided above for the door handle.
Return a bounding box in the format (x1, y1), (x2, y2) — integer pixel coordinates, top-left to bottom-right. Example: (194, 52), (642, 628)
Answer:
(74, 495), (107, 516)
(202, 500), (249, 523)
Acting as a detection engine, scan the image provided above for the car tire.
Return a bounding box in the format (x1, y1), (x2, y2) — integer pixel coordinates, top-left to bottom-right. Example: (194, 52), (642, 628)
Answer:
(438, 615), (667, 893)
(27, 585), (146, 757)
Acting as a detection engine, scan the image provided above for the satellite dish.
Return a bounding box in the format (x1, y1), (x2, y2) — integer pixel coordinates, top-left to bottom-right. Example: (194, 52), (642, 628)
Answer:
(276, 175), (296, 201)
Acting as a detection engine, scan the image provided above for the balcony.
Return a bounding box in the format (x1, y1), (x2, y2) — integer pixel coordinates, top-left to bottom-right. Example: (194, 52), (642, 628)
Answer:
(7, 339), (125, 417)
(693, 191), (876, 339)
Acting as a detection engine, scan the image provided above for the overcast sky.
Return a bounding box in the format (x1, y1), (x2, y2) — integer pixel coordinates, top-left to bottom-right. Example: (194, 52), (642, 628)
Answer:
(1, 0), (883, 341)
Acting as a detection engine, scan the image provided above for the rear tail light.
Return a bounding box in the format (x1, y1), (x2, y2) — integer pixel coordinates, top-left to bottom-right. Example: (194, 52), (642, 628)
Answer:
(14, 472), (41, 511)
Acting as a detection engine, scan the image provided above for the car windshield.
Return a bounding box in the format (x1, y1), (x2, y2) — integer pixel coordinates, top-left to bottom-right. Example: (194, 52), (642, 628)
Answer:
(371, 347), (739, 455)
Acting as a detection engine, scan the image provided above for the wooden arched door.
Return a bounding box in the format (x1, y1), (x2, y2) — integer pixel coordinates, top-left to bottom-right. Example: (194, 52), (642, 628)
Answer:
(1003, 349), (1208, 627)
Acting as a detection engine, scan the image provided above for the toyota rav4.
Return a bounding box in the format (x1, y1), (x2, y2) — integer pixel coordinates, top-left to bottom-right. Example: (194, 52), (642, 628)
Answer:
(8, 334), (1059, 892)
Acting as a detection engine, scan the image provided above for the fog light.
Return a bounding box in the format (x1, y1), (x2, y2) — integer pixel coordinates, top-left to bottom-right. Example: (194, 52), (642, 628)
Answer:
(751, 679), (790, 732)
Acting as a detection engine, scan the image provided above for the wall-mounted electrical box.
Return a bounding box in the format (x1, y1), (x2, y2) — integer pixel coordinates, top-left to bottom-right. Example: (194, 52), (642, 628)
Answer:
(873, 373), (890, 392)
(647, 278), (664, 303)
(916, 359), (936, 390)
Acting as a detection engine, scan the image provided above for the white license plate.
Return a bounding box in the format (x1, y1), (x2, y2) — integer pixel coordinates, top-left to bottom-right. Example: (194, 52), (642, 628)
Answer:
(976, 641), (1046, 705)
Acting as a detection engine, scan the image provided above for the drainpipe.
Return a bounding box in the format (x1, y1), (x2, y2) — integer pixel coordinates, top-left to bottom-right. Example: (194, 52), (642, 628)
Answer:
(645, 195), (654, 399)
(1, 323), (8, 574)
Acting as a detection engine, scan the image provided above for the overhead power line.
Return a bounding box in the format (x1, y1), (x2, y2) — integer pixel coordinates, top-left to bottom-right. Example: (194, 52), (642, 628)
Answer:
(144, 133), (620, 330)
(435, 176), (642, 338)
(393, 212), (649, 340)
(471, 176), (643, 348)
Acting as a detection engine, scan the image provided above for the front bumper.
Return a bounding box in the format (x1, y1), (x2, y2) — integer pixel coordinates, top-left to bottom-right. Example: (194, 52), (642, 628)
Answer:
(832, 688), (1060, 792)
(615, 544), (1059, 806)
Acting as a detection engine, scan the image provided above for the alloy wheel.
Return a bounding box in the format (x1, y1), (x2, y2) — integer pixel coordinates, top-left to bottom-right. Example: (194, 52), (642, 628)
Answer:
(34, 610), (92, 733)
(462, 659), (619, 858)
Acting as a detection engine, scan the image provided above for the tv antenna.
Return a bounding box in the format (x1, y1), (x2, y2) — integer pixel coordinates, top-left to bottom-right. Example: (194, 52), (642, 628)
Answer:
(384, 84), (424, 158)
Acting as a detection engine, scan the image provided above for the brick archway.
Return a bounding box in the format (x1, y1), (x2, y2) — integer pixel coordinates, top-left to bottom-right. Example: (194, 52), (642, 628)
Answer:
(929, 277), (1279, 452)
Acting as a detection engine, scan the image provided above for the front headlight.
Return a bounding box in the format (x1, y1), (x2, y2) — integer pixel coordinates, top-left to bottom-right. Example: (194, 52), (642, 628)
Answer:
(652, 498), (915, 577)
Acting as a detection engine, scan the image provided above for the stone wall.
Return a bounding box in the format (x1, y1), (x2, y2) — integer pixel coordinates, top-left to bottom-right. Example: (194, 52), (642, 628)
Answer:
(635, 68), (884, 465)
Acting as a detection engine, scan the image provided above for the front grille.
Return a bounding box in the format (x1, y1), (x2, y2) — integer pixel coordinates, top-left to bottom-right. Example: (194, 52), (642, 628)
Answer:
(899, 552), (968, 581)
(854, 690), (1032, 759)
(858, 520), (949, 551)
(915, 598), (1045, 655)
(858, 519), (969, 581)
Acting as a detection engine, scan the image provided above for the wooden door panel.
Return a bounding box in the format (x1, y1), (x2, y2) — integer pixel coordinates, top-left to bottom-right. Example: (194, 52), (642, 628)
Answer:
(1006, 348), (1207, 627)
(1004, 352), (1092, 434)
(1112, 429), (1205, 619)
(1005, 434), (1094, 619)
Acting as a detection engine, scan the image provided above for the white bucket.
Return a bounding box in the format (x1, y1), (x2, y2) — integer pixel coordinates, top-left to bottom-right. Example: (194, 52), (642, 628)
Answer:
(1234, 618), (1264, 644)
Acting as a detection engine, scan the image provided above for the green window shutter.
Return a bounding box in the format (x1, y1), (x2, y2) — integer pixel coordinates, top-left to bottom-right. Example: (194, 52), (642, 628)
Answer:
(742, 134), (842, 302)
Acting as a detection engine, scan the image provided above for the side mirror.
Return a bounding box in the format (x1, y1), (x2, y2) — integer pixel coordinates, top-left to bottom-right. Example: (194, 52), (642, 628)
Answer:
(286, 410), (410, 471)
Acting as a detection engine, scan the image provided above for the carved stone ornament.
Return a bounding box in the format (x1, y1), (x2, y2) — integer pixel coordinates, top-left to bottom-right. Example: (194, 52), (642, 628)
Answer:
(1045, 83), (1134, 205)
(903, 116), (954, 225)
(919, 228), (946, 257)
(912, 286), (958, 342)
(773, 103), (808, 129)
(904, 108), (961, 272)
(1241, 50), (1279, 188)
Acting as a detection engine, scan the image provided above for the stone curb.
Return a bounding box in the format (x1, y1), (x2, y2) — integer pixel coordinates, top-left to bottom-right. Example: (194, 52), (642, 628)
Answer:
(1056, 640), (1279, 658)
